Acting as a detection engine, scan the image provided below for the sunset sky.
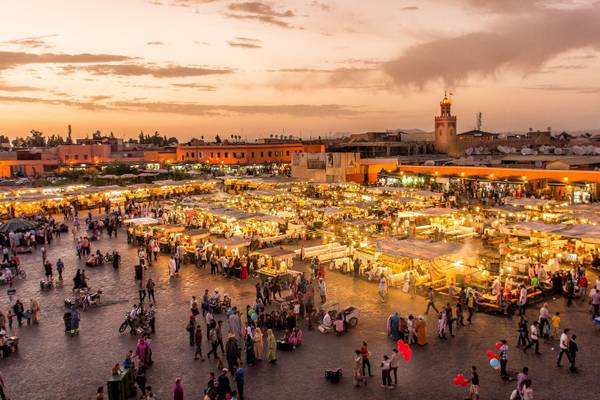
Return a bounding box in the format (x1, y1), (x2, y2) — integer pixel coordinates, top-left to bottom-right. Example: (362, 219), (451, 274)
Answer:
(1, 0), (600, 140)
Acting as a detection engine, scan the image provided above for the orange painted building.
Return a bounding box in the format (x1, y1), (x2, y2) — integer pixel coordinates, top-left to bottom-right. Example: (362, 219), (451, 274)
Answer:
(176, 142), (313, 165)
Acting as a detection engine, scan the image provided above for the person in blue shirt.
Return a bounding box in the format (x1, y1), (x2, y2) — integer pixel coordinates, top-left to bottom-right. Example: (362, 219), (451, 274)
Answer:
(234, 367), (244, 400)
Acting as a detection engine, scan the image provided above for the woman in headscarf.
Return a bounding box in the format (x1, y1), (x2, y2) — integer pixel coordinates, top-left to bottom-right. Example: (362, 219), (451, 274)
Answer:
(416, 316), (427, 346)
(254, 327), (265, 361)
(135, 336), (149, 367)
(30, 299), (41, 324)
(388, 312), (400, 341)
(245, 332), (256, 366)
(267, 329), (277, 364)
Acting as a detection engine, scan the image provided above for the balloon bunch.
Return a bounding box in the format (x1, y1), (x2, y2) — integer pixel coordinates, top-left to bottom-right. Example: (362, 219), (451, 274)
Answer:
(396, 340), (413, 362)
(452, 373), (469, 387)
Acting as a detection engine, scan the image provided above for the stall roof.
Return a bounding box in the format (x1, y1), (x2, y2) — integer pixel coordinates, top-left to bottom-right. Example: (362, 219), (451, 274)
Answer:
(156, 224), (186, 233)
(212, 236), (251, 248)
(375, 238), (463, 260)
(252, 247), (296, 258)
(560, 224), (600, 239)
(506, 221), (567, 234)
(417, 207), (455, 216)
(184, 229), (210, 239)
(504, 197), (557, 207)
(123, 217), (160, 226)
(315, 206), (344, 215)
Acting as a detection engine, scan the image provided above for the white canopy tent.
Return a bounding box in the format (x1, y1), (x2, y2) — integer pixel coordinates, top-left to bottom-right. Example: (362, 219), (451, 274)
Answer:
(375, 238), (463, 260)
(123, 217), (160, 226)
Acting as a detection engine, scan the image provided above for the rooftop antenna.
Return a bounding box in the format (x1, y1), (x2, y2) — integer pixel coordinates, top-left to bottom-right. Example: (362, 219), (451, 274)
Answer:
(476, 112), (482, 131)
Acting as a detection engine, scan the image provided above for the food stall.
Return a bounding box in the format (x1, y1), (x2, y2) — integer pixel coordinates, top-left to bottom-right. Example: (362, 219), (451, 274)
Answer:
(253, 247), (297, 283)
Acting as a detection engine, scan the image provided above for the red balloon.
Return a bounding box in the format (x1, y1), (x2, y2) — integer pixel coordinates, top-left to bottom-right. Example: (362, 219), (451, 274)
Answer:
(486, 350), (499, 360)
(495, 342), (503, 350)
(452, 373), (469, 387)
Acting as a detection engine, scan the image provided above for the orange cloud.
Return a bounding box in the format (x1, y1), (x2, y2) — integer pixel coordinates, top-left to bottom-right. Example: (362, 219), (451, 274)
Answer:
(171, 83), (216, 91)
(1, 35), (56, 49)
(226, 1), (296, 28)
(62, 63), (234, 78)
(0, 51), (132, 70)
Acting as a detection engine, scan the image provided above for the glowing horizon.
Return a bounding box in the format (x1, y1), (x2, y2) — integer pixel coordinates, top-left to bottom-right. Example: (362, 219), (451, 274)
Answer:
(1, 0), (600, 140)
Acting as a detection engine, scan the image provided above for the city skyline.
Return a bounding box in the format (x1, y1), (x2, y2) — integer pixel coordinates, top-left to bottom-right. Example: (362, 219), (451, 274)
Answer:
(1, 0), (600, 140)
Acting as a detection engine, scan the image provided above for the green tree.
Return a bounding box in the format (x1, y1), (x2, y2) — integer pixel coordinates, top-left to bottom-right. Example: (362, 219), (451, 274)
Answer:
(92, 130), (102, 140)
(28, 130), (46, 147)
(215, 134), (221, 143)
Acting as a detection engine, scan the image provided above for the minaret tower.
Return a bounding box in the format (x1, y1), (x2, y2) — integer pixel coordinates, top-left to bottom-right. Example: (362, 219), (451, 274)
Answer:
(434, 92), (457, 154)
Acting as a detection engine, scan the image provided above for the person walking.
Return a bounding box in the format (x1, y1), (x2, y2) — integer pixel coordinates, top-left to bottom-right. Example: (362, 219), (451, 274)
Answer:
(234, 366), (244, 400)
(518, 285), (527, 316)
(207, 326), (219, 360)
(378, 274), (387, 302)
(389, 348), (400, 386)
(522, 379), (534, 400)
(173, 378), (184, 400)
(466, 292), (475, 323)
(380, 355), (392, 389)
(425, 287), (439, 314)
(267, 329), (277, 364)
(186, 316), (196, 346)
(591, 288), (600, 320)
(56, 258), (64, 280)
(148, 303), (156, 334)
(498, 339), (509, 379)
(556, 328), (571, 367)
(318, 278), (327, 305)
(146, 279), (155, 303)
(568, 334), (578, 373)
(523, 321), (541, 355)
(467, 365), (480, 400)
(517, 316), (529, 348)
(194, 325), (205, 361)
(538, 303), (550, 339)
(360, 341), (373, 377)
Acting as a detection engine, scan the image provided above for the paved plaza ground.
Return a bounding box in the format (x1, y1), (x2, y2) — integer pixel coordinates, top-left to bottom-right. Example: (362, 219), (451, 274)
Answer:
(1, 229), (599, 400)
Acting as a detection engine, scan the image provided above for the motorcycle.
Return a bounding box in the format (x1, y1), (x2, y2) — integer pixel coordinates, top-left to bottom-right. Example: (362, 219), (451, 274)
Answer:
(65, 288), (102, 310)
(103, 252), (114, 263)
(119, 311), (152, 336)
(82, 290), (102, 310)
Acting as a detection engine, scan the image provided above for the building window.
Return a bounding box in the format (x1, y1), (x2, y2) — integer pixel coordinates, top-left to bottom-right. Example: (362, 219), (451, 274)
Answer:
(65, 155), (69, 160)
(241, 152), (245, 158)
(268, 151), (272, 157)
(286, 150), (290, 156)
(251, 152), (255, 158)
(217, 152), (221, 158)
(233, 152), (237, 158)
(191, 152), (195, 158)
(211, 152), (214, 158)
(83, 154), (88, 160)
(261, 152), (264, 157)
(224, 152), (228, 158)
(74, 155), (79, 160)
(182, 156), (184, 161)
(199, 152), (202, 158)
(186, 152), (189, 158)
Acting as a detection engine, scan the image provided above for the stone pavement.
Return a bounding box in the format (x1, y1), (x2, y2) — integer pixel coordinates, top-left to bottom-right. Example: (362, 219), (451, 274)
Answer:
(0, 231), (598, 400)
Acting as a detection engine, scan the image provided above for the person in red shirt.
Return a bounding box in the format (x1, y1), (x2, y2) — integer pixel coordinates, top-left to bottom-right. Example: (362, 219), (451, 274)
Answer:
(360, 341), (373, 377)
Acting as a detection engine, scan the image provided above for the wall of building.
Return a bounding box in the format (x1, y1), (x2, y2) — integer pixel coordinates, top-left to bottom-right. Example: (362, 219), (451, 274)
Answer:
(176, 142), (306, 165)
(57, 144), (111, 164)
